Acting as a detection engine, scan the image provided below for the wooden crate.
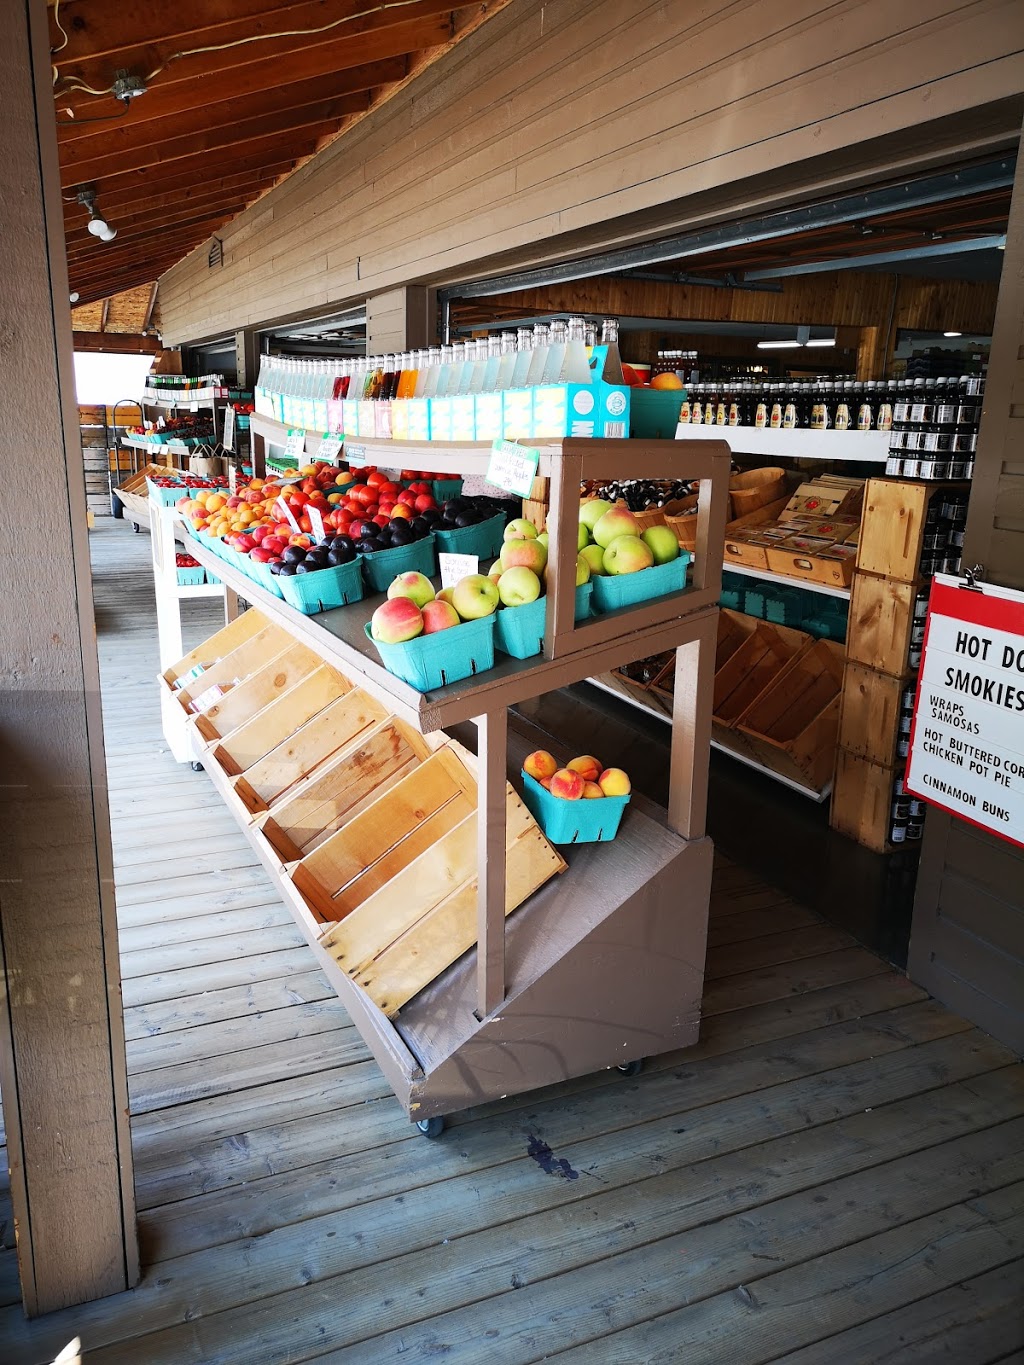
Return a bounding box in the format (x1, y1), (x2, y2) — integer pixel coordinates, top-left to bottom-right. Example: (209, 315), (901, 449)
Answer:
(160, 607), (270, 692)
(831, 750), (900, 853)
(846, 573), (917, 677)
(737, 638), (845, 791)
(650, 610), (756, 709)
(838, 662), (907, 767)
(718, 495), (793, 567)
(522, 475), (550, 532)
(206, 664), (354, 778)
(764, 544), (855, 588)
(192, 642), (326, 744)
(172, 622), (295, 714)
(258, 718), (437, 861)
(729, 466), (786, 517)
(856, 478), (958, 582)
(317, 746), (567, 1017)
(713, 621), (811, 727)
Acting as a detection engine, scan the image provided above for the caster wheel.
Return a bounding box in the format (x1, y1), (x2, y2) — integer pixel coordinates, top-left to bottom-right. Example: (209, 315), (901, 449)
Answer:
(415, 1116), (446, 1139)
(617, 1058), (644, 1078)
(132, 522), (141, 534)
(190, 760), (205, 773)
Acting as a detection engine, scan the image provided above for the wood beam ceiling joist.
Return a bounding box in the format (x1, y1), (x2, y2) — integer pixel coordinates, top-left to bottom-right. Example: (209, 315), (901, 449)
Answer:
(53, 6), (457, 117)
(68, 222), (236, 280)
(71, 331), (161, 354)
(62, 93), (367, 185)
(57, 55), (408, 152)
(62, 174), (278, 229)
(64, 157), (297, 217)
(70, 254), (200, 304)
(65, 196), (253, 254)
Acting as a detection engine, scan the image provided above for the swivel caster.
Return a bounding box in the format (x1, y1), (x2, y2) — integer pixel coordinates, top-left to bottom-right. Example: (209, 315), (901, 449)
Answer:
(415, 1115), (446, 1139)
(617, 1058), (644, 1078)
(190, 760), (205, 773)
(132, 522), (141, 534)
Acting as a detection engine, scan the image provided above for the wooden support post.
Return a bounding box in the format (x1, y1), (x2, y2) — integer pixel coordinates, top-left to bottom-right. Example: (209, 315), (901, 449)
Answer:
(667, 611), (718, 840)
(234, 328), (258, 388)
(474, 708), (508, 1017)
(544, 448), (583, 658)
(0, 0), (138, 1314)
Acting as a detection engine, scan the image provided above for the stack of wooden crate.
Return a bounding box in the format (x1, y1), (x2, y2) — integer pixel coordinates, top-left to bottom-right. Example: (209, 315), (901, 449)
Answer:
(162, 609), (566, 1018)
(78, 404), (143, 518)
(832, 478), (965, 852)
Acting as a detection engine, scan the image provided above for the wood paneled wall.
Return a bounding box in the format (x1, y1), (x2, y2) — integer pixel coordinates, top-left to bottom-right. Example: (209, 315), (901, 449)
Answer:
(157, 0), (1024, 344)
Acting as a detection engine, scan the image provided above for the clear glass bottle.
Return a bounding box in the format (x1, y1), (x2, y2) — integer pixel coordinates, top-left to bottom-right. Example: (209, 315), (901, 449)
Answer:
(525, 324), (551, 387)
(541, 319), (569, 384)
(510, 328), (534, 389)
(563, 315), (592, 383)
(495, 332), (518, 390)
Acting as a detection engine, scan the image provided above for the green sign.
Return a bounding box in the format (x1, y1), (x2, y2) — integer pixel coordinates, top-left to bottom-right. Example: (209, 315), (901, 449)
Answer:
(486, 439), (540, 498)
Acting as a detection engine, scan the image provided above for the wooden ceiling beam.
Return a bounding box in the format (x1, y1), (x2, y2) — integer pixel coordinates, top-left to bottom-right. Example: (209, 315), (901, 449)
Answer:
(61, 98), (362, 186)
(68, 227), (229, 278)
(70, 331), (161, 354)
(64, 158), (296, 216)
(62, 172), (279, 226)
(57, 55), (408, 150)
(66, 202), (250, 263)
(142, 282), (159, 333)
(50, 0), (457, 75)
(70, 251), (206, 301)
(67, 215), (238, 272)
(54, 8), (456, 116)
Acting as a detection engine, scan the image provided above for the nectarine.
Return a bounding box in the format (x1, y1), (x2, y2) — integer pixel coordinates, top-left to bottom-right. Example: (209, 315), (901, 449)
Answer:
(524, 750), (558, 782)
(567, 755), (602, 783)
(598, 767), (631, 796)
(550, 768), (586, 800)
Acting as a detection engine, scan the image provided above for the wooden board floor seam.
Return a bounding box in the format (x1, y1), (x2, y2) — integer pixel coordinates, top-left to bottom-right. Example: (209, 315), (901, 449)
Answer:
(0, 521), (1019, 1364)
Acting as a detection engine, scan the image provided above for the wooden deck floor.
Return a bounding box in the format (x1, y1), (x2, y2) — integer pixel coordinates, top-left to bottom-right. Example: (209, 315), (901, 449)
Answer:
(1, 520), (1022, 1363)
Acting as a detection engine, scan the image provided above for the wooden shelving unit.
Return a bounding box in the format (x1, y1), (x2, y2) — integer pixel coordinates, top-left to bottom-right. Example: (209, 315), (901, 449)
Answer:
(159, 425), (731, 1128)
(676, 423), (891, 463)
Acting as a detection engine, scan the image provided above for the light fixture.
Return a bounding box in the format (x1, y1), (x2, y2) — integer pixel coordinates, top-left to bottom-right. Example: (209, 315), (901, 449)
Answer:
(943, 331), (963, 338)
(804, 337), (837, 348)
(76, 187), (117, 242)
(111, 70), (148, 102)
(757, 339), (804, 350)
(757, 326), (836, 350)
(69, 292), (79, 303)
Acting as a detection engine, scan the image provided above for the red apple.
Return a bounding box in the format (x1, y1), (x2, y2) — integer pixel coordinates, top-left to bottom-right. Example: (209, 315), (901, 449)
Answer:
(370, 597), (423, 644)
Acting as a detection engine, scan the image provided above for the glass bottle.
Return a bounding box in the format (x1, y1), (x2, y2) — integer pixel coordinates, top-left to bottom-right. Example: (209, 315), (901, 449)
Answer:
(510, 328), (534, 389)
(834, 381), (851, 431)
(541, 319), (569, 384)
(563, 315), (592, 383)
(495, 331), (518, 390)
(525, 324), (551, 387)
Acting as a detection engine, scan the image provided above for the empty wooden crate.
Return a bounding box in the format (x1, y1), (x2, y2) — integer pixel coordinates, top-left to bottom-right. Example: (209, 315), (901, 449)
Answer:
(712, 621), (811, 761)
(737, 638), (845, 791)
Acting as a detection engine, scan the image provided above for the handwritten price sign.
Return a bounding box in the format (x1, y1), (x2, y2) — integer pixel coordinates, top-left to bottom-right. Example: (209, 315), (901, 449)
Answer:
(487, 439), (540, 498)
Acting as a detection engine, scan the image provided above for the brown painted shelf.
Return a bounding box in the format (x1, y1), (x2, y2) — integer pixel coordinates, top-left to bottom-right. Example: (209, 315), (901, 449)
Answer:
(160, 430), (730, 1128)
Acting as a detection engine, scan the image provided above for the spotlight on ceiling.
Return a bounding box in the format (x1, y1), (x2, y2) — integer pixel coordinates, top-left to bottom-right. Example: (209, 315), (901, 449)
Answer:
(77, 187), (117, 242)
(69, 292), (79, 303)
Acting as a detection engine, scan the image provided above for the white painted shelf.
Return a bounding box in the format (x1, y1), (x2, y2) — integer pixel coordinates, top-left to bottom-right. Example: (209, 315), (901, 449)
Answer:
(675, 423), (890, 463)
(722, 562), (851, 600)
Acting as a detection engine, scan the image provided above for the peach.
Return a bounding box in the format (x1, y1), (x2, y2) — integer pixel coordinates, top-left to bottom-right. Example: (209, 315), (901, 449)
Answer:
(593, 506), (641, 548)
(550, 768), (586, 800)
(502, 537), (547, 575)
(523, 750), (558, 782)
(420, 599), (460, 634)
(598, 767), (631, 796)
(567, 755), (602, 783)
(582, 781), (604, 799)
(539, 777), (553, 790)
(370, 596), (423, 644)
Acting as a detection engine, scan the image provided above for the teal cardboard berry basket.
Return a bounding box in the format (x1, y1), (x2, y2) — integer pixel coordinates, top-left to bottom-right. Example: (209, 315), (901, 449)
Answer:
(359, 535), (437, 595)
(175, 566), (206, 586)
(280, 559), (364, 614)
(494, 583), (593, 660)
(433, 512), (507, 561)
(590, 551), (692, 613)
(246, 558), (284, 599)
(520, 771), (630, 845)
(364, 613), (495, 691)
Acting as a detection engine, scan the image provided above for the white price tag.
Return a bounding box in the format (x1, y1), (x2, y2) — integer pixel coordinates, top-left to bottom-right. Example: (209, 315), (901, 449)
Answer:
(316, 434), (344, 463)
(346, 442), (367, 466)
(285, 429), (306, 460)
(222, 405), (235, 452)
(439, 553), (479, 590)
(307, 504), (326, 541)
(487, 439), (540, 498)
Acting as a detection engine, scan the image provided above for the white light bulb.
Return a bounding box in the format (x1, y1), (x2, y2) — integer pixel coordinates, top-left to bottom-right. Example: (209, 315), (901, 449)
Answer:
(87, 217), (107, 237)
(99, 224), (117, 241)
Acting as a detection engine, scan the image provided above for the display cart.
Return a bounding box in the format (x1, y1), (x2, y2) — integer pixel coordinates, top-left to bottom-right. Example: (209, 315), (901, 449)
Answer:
(158, 417), (730, 1133)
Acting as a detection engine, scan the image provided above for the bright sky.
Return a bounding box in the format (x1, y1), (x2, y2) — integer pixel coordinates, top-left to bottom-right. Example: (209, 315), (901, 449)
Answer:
(73, 351), (154, 405)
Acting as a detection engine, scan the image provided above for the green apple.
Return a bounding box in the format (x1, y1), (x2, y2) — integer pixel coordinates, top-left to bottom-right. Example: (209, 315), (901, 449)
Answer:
(503, 537), (547, 574)
(577, 521), (590, 552)
(575, 553), (591, 586)
(642, 525), (680, 565)
(387, 570), (435, 607)
(579, 498), (613, 532)
(503, 518), (537, 542)
(593, 506), (641, 548)
(536, 530), (549, 547)
(486, 559), (504, 584)
(603, 534), (655, 575)
(497, 565), (542, 607)
(451, 573), (500, 620)
(580, 543), (607, 576)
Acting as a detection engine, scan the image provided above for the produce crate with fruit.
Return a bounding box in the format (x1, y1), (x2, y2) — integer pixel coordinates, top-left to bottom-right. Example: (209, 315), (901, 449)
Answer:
(520, 750), (631, 844)
(174, 553), (206, 586)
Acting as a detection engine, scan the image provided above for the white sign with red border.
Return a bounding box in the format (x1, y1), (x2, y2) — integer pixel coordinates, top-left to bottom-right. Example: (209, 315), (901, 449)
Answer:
(905, 573), (1024, 849)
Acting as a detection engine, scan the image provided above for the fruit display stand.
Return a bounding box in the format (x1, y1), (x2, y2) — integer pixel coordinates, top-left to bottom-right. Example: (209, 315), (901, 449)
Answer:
(161, 421), (731, 1128)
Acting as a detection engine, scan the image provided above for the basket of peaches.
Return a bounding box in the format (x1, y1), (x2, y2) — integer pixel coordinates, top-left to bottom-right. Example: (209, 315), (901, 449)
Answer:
(519, 750), (631, 844)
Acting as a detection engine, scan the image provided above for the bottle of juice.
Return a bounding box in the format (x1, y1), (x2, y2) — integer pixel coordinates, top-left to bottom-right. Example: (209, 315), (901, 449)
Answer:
(525, 324), (551, 387)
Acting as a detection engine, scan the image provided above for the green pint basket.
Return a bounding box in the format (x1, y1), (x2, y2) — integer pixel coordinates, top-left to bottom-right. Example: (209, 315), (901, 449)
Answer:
(494, 583), (593, 660)
(280, 558), (364, 614)
(364, 613), (495, 692)
(433, 513), (507, 561)
(359, 536), (437, 595)
(520, 771), (630, 845)
(590, 551), (691, 613)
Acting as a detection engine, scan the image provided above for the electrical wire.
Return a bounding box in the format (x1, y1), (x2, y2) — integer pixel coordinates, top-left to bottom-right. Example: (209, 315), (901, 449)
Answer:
(53, 0), (431, 98)
(56, 101), (131, 127)
(51, 0), (69, 55)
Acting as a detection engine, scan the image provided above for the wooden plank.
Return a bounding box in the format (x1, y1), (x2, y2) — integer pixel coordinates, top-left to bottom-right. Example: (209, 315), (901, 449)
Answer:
(704, 922), (855, 980)
(777, 1260), (1024, 1364)
(706, 901), (821, 947)
(837, 660), (906, 766)
(831, 749), (899, 853)
(702, 945), (891, 1015)
(117, 900), (293, 954)
(846, 572), (917, 677)
(173, 623), (295, 715)
(161, 605), (269, 688)
(119, 923), (306, 980)
(120, 945), (323, 1009)
(122, 968), (334, 1042)
(856, 477), (931, 581)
